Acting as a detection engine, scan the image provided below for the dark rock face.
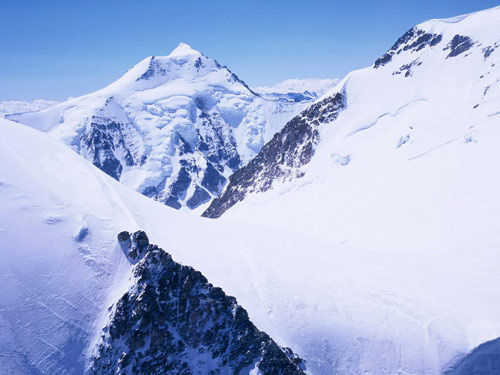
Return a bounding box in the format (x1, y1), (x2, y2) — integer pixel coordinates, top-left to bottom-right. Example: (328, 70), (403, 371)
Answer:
(483, 44), (498, 59)
(201, 162), (227, 195)
(118, 230), (150, 262)
(158, 112), (240, 210)
(137, 56), (167, 81)
(203, 92), (346, 218)
(197, 112), (241, 171)
(164, 166), (192, 209)
(445, 35), (474, 58)
(444, 337), (500, 375)
(82, 120), (136, 181)
(186, 186), (211, 209)
(90, 231), (306, 375)
(374, 27), (443, 68)
(80, 98), (144, 181)
(483, 46), (495, 59)
(393, 59), (423, 77)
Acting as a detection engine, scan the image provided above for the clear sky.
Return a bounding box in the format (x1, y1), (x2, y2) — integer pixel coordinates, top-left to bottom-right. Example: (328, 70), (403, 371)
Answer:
(1, 0), (499, 101)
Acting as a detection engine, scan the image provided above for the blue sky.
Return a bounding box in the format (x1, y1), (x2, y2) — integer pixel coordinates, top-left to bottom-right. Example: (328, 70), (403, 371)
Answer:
(1, 0), (499, 101)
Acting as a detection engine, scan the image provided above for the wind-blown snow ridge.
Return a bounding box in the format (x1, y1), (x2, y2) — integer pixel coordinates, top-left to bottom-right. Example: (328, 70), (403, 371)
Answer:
(0, 118), (312, 374)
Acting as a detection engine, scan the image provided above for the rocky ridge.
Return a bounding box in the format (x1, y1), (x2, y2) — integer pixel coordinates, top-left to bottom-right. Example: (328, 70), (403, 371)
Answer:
(90, 231), (306, 375)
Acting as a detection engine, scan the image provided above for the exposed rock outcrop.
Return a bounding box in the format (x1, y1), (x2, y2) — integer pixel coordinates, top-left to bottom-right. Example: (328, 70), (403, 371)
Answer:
(90, 231), (306, 375)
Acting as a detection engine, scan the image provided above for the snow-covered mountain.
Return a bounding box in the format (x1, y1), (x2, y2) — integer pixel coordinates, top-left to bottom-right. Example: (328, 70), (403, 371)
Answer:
(0, 99), (59, 117)
(202, 5), (500, 374)
(205, 5), (500, 218)
(0, 118), (308, 374)
(3, 5), (500, 375)
(7, 44), (336, 211)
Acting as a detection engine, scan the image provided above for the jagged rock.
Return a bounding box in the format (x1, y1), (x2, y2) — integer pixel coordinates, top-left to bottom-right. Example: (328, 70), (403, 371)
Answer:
(81, 98), (143, 181)
(132, 231), (149, 252)
(374, 27), (443, 68)
(203, 92), (346, 218)
(90, 232), (306, 375)
(393, 59), (422, 77)
(117, 230), (150, 262)
(483, 44), (498, 59)
(445, 35), (474, 58)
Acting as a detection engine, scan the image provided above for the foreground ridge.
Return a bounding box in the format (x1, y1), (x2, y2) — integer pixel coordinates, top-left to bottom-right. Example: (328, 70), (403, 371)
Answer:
(90, 231), (306, 375)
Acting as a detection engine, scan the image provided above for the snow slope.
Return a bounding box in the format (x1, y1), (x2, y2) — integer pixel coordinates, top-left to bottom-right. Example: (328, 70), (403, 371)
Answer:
(203, 4), (500, 374)
(7, 44), (336, 212)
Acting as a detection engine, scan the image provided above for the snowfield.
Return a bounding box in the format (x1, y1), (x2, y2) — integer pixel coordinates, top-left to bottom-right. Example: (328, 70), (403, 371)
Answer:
(1, 4), (500, 375)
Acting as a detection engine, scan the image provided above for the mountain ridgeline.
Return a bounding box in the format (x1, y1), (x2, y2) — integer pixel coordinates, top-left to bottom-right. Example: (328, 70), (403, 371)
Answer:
(90, 231), (306, 375)
(203, 8), (500, 218)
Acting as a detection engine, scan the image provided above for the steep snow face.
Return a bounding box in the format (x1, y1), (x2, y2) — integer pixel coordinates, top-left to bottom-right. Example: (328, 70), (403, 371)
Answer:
(203, 5), (500, 375)
(0, 118), (137, 374)
(7, 44), (334, 211)
(205, 5), (500, 216)
(0, 99), (59, 117)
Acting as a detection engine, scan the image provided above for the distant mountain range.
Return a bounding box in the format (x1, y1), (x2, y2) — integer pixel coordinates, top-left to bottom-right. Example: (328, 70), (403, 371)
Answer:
(0, 99), (59, 117)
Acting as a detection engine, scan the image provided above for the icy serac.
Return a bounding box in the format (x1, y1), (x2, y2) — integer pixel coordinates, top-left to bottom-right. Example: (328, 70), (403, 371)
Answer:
(8, 43), (335, 211)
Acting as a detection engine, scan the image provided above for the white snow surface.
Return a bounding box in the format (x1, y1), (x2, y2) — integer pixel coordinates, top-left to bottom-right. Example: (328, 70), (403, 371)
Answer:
(2, 5), (500, 375)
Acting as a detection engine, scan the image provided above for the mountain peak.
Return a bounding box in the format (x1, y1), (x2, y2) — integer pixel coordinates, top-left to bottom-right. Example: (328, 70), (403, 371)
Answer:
(168, 42), (201, 58)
